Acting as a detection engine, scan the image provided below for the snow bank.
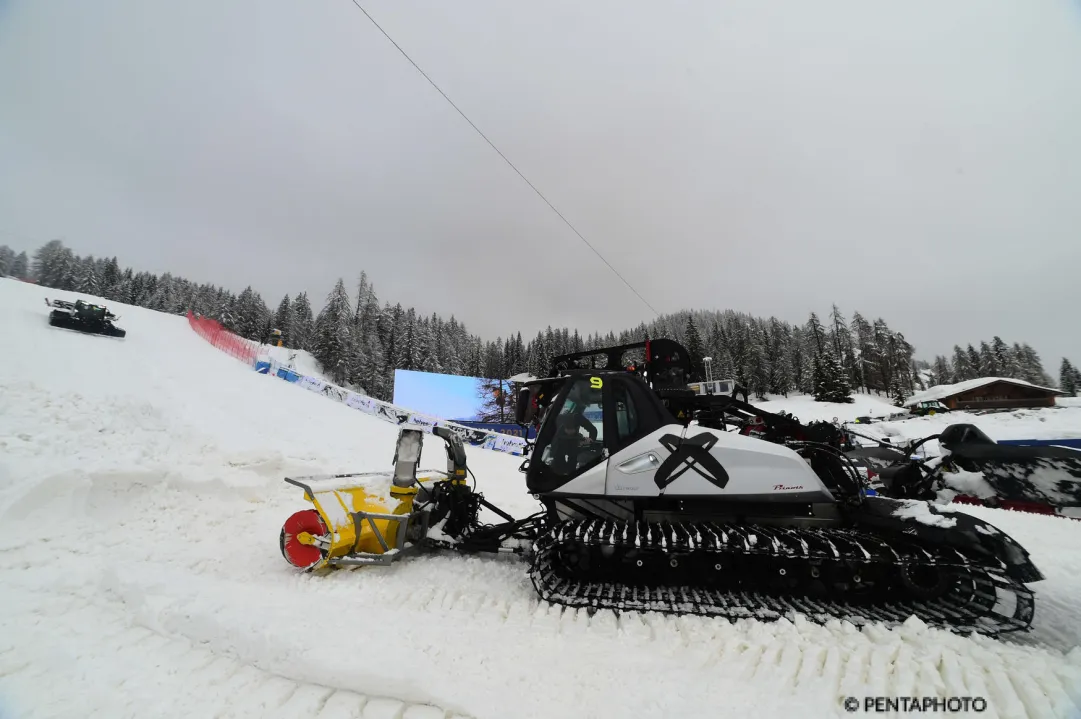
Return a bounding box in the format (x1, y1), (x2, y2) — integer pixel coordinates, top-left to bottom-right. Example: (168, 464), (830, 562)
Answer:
(753, 393), (905, 423)
(4, 278), (1081, 719)
(941, 469), (998, 500)
(891, 499), (958, 528)
(260, 343), (338, 384)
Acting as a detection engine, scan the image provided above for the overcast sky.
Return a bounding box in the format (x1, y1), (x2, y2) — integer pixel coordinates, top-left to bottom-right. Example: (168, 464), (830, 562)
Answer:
(2, 0), (1079, 366)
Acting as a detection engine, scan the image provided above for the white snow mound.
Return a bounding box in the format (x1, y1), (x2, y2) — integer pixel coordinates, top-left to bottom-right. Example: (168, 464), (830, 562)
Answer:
(891, 499), (958, 528)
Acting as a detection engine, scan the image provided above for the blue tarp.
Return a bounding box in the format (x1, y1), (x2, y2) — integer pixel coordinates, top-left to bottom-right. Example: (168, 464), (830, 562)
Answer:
(276, 367), (301, 383)
(254, 361), (271, 374)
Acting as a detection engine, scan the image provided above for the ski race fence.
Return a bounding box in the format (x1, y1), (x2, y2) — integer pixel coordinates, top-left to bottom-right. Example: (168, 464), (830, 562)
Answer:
(185, 311), (529, 457)
(186, 311), (261, 365)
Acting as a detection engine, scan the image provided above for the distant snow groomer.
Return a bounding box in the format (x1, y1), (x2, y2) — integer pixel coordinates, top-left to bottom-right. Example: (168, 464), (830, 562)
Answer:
(45, 298), (127, 338)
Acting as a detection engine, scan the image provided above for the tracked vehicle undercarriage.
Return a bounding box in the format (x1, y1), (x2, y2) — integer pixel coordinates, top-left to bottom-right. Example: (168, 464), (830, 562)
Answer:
(279, 339), (1044, 636)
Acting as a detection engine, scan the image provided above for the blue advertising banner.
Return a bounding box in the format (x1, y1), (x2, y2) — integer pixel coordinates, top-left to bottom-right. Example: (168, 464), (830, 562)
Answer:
(393, 369), (519, 424)
(452, 421), (536, 440)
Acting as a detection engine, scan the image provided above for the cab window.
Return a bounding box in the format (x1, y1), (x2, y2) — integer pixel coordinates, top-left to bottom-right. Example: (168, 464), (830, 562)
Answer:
(539, 376), (605, 476)
(614, 384), (639, 446)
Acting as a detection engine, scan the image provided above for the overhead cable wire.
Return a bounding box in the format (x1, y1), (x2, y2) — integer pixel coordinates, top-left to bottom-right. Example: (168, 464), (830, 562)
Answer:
(345, 0), (659, 316)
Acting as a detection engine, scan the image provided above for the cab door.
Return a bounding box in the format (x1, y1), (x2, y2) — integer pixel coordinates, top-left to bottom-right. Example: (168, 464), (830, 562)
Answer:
(603, 375), (678, 496)
(526, 374), (610, 495)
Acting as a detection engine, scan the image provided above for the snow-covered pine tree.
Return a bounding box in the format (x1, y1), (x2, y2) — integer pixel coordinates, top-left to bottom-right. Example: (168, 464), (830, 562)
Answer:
(850, 312), (875, 392)
(78, 255), (102, 296)
(394, 309), (416, 371)
(979, 341), (998, 377)
(892, 332), (916, 393)
(233, 286), (271, 341)
(789, 326), (809, 395)
(0, 245), (14, 276)
(311, 278), (354, 385)
(911, 359), (926, 391)
(525, 334), (542, 378)
(467, 336), (483, 377)
(1016, 343), (1052, 386)
(991, 337), (1013, 377)
(869, 319), (895, 394)
(382, 303), (403, 371)
(814, 352), (853, 403)
(514, 332), (528, 374)
(353, 271), (370, 327)
(146, 272), (176, 312)
(811, 357), (825, 401)
(966, 345), (982, 377)
(748, 321), (770, 400)
(101, 257), (121, 296)
(829, 304), (857, 385)
(1002, 342), (1023, 379)
(11, 251), (29, 280)
(1060, 358), (1079, 396)
(684, 315), (705, 380)
(415, 318), (441, 373)
(706, 320), (736, 382)
(291, 292), (314, 350)
(31, 239), (66, 287)
(930, 356), (952, 386)
(350, 324), (386, 399)
(129, 272), (149, 307)
(482, 339), (505, 379)
(442, 317), (463, 376)
(889, 374), (908, 407)
(543, 326), (557, 372)
(273, 295), (294, 347)
(57, 248), (78, 291)
(806, 312), (827, 356)
(767, 317), (792, 397)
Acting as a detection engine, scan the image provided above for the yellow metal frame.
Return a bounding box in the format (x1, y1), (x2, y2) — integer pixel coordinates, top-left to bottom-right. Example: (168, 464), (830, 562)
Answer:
(286, 470), (447, 569)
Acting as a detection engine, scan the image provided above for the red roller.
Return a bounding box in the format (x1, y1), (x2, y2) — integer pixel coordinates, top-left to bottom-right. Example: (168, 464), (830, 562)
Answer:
(280, 509), (328, 569)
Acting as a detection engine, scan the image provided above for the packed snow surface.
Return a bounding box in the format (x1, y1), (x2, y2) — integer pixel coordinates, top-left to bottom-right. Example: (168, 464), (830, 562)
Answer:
(752, 393), (906, 424)
(4, 278), (1081, 719)
(941, 470), (1000, 501)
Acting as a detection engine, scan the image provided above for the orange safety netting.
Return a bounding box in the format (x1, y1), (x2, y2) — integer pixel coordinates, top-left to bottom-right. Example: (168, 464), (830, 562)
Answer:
(187, 311), (260, 365)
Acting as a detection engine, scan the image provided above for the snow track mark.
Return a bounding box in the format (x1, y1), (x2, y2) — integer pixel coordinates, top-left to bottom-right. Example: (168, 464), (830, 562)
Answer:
(0, 589), (469, 719)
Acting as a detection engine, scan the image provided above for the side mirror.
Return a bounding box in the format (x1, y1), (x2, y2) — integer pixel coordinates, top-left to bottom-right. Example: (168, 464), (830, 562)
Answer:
(515, 387), (534, 425)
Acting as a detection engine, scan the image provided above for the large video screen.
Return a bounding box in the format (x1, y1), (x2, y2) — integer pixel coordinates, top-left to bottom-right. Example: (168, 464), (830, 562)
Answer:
(393, 369), (511, 422)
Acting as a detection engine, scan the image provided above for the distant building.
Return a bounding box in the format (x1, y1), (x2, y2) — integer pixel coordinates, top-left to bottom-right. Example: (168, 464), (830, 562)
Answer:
(904, 377), (1062, 411)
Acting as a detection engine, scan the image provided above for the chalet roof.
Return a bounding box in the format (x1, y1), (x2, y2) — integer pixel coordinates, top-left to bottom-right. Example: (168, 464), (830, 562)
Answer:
(904, 377), (1062, 407)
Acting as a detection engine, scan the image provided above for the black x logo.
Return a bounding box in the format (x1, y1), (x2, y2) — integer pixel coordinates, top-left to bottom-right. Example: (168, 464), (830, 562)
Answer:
(654, 432), (730, 491)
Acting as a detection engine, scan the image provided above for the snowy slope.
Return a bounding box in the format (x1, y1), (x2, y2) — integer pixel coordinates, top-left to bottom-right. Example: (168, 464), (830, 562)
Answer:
(3, 277), (1081, 719)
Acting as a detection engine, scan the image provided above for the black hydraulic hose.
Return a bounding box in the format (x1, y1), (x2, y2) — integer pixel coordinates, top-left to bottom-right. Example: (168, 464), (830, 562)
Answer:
(791, 441), (864, 498)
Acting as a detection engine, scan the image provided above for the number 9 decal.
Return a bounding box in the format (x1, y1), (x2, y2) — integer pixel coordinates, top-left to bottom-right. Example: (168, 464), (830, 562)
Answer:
(590, 377), (603, 390)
